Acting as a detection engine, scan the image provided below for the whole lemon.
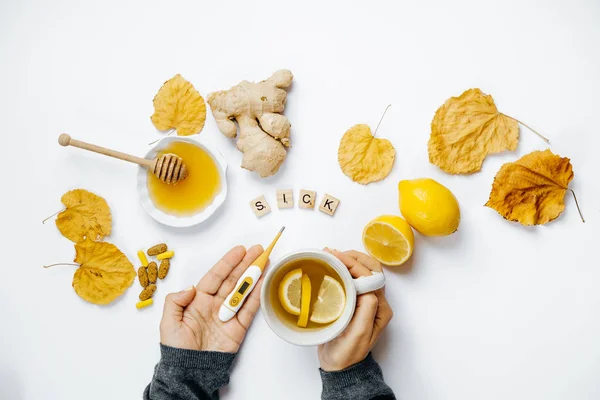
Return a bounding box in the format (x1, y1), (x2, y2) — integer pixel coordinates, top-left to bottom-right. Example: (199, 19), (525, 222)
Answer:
(398, 178), (460, 236)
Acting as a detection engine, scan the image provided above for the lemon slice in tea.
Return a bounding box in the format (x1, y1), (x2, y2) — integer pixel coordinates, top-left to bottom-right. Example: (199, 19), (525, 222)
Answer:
(309, 276), (346, 324)
(278, 268), (302, 315)
(297, 274), (312, 328)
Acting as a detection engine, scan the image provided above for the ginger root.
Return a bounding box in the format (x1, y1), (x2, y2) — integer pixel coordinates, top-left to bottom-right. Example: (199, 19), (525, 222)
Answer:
(207, 70), (293, 177)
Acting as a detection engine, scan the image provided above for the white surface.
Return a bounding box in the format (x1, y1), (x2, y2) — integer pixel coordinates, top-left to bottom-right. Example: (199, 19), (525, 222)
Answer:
(2, 0), (600, 399)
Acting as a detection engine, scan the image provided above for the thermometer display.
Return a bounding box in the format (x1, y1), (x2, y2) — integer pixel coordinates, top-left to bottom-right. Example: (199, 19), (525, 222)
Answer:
(238, 281), (250, 294)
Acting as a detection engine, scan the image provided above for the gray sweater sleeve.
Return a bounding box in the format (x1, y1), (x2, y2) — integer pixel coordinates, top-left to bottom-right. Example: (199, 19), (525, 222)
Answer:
(320, 353), (395, 400)
(144, 344), (236, 400)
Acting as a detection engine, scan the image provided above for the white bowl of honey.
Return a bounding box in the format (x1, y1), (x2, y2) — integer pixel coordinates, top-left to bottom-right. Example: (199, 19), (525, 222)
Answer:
(137, 136), (227, 227)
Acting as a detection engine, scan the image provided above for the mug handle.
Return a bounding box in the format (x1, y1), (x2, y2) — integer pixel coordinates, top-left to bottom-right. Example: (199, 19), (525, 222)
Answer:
(353, 272), (385, 295)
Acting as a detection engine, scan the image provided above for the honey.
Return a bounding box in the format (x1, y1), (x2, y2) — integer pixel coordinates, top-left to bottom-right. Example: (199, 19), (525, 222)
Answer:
(147, 141), (221, 215)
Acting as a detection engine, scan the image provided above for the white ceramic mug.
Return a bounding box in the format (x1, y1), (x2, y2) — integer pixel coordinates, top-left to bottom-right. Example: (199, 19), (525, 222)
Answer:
(260, 249), (386, 346)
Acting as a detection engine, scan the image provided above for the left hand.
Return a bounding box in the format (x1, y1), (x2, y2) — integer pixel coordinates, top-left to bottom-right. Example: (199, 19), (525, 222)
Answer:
(159, 245), (265, 353)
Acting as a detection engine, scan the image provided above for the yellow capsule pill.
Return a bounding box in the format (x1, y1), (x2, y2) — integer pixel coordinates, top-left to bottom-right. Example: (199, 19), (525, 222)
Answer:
(136, 298), (153, 309)
(137, 250), (148, 267)
(157, 250), (174, 260)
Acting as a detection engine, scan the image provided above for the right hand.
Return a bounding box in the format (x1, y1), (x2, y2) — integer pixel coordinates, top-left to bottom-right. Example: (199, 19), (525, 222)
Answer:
(318, 249), (393, 371)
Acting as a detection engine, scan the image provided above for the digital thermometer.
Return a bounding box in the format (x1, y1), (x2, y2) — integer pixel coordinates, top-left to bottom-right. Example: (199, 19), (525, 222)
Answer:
(218, 227), (285, 322)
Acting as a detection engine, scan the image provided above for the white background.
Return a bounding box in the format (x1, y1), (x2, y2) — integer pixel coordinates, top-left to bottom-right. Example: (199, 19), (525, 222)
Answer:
(1, 0), (599, 399)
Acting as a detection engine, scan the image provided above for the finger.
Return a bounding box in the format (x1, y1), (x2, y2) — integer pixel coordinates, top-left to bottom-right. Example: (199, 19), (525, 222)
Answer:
(342, 250), (383, 273)
(331, 250), (372, 278)
(162, 286), (197, 323)
(236, 278), (264, 329)
(374, 289), (391, 312)
(371, 289), (393, 344)
(217, 245), (264, 299)
(345, 293), (378, 341)
(197, 246), (246, 294)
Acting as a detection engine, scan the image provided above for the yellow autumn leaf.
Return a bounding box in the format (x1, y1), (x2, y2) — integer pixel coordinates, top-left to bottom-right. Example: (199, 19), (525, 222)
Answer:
(338, 124), (395, 184)
(485, 149), (584, 225)
(72, 239), (136, 305)
(151, 74), (207, 136)
(56, 189), (112, 243)
(428, 88), (519, 174)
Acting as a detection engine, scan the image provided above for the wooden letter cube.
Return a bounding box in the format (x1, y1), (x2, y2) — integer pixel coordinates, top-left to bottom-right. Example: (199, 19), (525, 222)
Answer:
(299, 189), (316, 209)
(249, 195), (271, 217)
(319, 193), (340, 216)
(276, 189), (294, 209)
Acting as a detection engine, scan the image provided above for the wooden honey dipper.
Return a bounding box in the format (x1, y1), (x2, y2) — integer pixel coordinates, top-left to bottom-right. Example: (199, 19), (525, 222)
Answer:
(58, 134), (189, 184)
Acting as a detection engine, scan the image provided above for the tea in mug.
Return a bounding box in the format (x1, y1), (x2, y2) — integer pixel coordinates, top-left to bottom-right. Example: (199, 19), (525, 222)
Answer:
(270, 257), (346, 330)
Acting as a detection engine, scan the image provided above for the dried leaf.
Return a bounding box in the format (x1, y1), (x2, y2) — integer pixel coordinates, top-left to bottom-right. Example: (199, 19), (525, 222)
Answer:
(428, 88), (519, 174)
(56, 189), (112, 242)
(338, 124), (395, 184)
(72, 239), (136, 305)
(485, 149), (579, 225)
(151, 74), (206, 136)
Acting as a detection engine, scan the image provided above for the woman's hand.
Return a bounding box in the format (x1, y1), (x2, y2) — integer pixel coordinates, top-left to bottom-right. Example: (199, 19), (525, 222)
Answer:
(159, 245), (264, 353)
(318, 249), (394, 371)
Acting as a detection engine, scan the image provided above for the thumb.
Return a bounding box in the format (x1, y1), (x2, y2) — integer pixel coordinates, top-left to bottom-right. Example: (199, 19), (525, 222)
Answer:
(162, 286), (197, 322)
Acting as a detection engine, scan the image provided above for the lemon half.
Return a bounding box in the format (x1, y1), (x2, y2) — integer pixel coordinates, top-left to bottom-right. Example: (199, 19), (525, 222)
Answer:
(362, 215), (415, 266)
